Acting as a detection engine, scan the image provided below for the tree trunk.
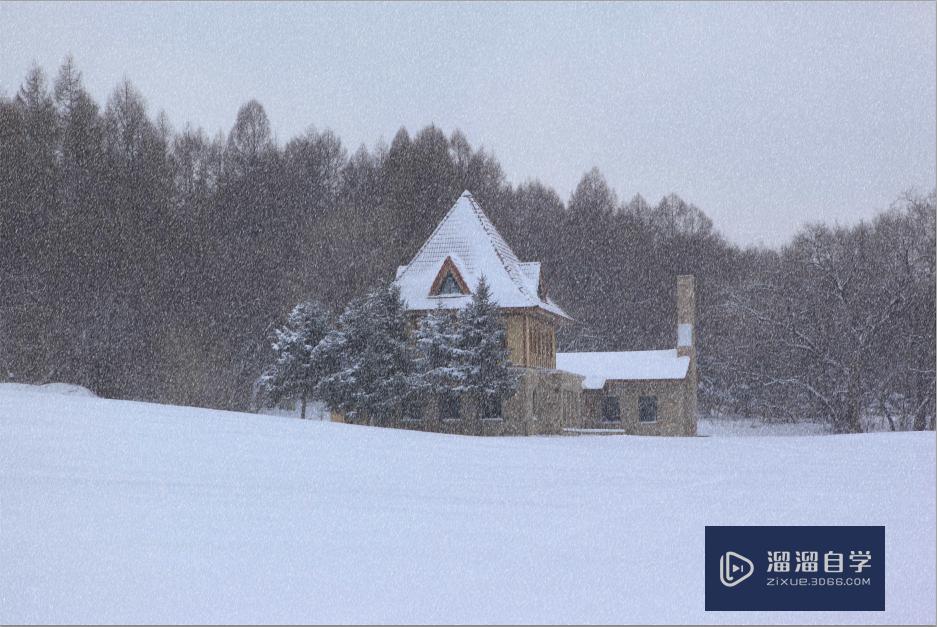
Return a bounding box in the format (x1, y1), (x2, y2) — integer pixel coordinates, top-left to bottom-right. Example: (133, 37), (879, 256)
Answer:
(843, 364), (863, 434)
(913, 370), (931, 431)
(300, 393), (307, 420)
(847, 398), (862, 433)
(882, 403), (896, 432)
(831, 396), (862, 434)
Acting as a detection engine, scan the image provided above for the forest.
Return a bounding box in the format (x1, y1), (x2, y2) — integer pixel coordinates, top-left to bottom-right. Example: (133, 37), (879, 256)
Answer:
(1, 58), (933, 432)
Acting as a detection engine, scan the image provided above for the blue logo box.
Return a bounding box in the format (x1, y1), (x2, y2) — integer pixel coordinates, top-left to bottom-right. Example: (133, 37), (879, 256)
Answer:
(705, 526), (885, 611)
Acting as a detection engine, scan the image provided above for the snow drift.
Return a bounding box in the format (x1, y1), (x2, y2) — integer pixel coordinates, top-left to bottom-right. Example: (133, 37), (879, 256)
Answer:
(0, 382), (96, 398)
(0, 385), (933, 624)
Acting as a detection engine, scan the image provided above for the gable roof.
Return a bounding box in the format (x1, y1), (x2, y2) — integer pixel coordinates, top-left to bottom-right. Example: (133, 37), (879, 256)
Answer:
(556, 350), (690, 389)
(394, 191), (571, 319)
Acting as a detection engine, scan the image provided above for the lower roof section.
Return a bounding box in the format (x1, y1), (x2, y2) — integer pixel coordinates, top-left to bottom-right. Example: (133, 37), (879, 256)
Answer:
(556, 349), (690, 389)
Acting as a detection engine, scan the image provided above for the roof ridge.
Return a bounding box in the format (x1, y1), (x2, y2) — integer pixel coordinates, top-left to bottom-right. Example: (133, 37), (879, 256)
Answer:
(462, 193), (539, 305)
(396, 191), (470, 284)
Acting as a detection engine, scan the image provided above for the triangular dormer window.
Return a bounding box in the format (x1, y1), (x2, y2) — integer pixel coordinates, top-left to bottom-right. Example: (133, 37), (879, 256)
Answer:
(438, 272), (461, 295)
(430, 256), (470, 296)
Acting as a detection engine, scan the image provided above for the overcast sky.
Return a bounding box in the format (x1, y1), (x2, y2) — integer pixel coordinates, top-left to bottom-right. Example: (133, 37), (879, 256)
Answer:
(1, 1), (934, 246)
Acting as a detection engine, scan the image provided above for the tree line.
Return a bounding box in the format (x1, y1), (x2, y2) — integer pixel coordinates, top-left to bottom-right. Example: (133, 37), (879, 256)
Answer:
(1, 58), (933, 432)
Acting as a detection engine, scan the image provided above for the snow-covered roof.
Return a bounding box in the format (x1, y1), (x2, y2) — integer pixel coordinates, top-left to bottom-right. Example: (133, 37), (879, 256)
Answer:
(555, 349), (690, 389)
(394, 191), (571, 319)
(518, 262), (541, 290)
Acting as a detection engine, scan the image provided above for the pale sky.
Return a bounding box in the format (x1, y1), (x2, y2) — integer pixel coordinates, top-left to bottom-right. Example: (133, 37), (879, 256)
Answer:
(1, 1), (934, 246)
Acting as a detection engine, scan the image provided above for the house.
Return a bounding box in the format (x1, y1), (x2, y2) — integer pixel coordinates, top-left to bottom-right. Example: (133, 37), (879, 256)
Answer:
(391, 190), (583, 435)
(347, 190), (698, 436)
(556, 275), (698, 436)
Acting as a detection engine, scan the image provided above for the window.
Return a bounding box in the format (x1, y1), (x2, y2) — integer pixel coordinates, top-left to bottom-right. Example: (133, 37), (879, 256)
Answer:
(484, 396), (503, 419)
(438, 271), (461, 295)
(602, 396), (620, 422)
(441, 393), (461, 420)
(639, 396), (658, 423)
(430, 257), (469, 296)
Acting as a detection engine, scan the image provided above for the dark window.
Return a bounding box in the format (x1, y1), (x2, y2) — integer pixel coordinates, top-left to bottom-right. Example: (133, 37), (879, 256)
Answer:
(602, 396), (621, 422)
(438, 272), (461, 295)
(441, 393), (461, 420)
(403, 397), (423, 421)
(485, 396), (502, 419)
(639, 396), (658, 423)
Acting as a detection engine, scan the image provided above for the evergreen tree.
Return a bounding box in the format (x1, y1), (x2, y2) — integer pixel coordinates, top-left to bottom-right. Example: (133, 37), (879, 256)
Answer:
(257, 300), (332, 419)
(412, 303), (465, 402)
(317, 283), (414, 425)
(457, 276), (518, 418)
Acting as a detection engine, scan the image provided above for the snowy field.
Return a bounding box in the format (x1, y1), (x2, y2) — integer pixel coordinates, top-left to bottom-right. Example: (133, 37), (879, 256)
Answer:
(698, 415), (831, 437)
(1, 384), (934, 624)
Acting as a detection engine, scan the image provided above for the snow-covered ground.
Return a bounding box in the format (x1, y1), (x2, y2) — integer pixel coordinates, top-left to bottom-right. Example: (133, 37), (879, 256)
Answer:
(698, 415), (830, 437)
(0, 381), (97, 398)
(698, 414), (925, 436)
(1, 384), (934, 624)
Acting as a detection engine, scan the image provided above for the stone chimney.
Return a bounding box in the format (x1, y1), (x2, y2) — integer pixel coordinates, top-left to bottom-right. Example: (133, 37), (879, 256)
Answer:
(676, 275), (698, 436)
(676, 275), (695, 358)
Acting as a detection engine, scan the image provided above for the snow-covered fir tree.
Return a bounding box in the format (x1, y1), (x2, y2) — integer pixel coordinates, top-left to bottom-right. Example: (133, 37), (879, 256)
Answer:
(256, 300), (331, 419)
(457, 276), (519, 418)
(316, 282), (414, 424)
(412, 303), (465, 405)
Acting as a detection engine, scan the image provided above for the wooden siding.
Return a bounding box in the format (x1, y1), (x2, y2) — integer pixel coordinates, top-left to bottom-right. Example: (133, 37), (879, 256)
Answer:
(504, 312), (557, 369)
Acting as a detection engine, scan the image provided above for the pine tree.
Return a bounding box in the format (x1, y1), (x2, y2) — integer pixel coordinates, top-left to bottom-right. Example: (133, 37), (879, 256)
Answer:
(317, 283), (414, 425)
(257, 300), (331, 419)
(412, 303), (465, 403)
(457, 276), (518, 418)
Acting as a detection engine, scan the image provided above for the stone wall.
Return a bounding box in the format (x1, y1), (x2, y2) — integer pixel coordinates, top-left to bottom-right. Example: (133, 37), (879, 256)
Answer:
(576, 378), (697, 436)
(334, 367), (583, 436)
(502, 367), (583, 434)
(330, 368), (698, 437)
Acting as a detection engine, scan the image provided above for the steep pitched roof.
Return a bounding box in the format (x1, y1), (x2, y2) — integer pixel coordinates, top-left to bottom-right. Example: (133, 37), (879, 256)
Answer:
(394, 191), (571, 319)
(518, 262), (542, 294)
(556, 350), (690, 389)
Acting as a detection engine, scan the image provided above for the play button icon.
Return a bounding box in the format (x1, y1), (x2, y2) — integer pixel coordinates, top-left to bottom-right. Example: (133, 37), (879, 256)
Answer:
(719, 551), (754, 587)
